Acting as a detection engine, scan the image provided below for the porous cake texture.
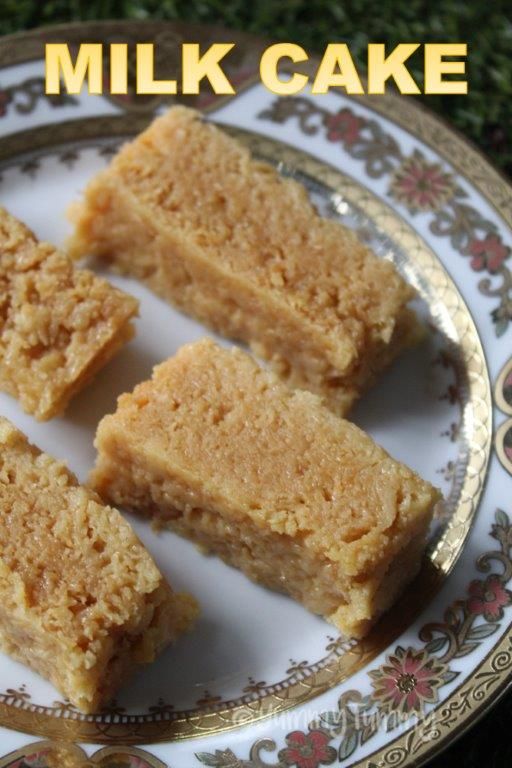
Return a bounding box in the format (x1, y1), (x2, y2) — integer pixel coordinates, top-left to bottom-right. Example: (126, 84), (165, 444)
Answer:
(0, 417), (197, 713)
(68, 106), (420, 415)
(91, 339), (439, 638)
(0, 207), (139, 420)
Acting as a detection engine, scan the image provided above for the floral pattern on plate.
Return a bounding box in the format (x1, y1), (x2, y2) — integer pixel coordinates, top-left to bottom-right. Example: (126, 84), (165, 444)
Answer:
(0, 19), (510, 768)
(194, 508), (512, 767)
(259, 96), (512, 337)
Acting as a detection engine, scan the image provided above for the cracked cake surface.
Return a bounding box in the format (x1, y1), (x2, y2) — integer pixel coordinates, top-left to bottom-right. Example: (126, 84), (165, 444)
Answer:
(0, 416), (198, 713)
(91, 339), (439, 638)
(0, 207), (139, 420)
(68, 106), (421, 415)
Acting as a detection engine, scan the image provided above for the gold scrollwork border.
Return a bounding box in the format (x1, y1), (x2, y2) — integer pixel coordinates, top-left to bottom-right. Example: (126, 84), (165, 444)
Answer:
(0, 741), (167, 767)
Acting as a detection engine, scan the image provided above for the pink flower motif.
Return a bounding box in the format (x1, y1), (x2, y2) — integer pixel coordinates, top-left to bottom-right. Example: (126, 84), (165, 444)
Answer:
(504, 370), (512, 404)
(468, 234), (509, 273)
(129, 757), (153, 768)
(278, 729), (337, 768)
(369, 646), (448, 714)
(468, 575), (512, 621)
(390, 150), (454, 213)
(324, 108), (363, 146)
(15, 752), (49, 768)
(504, 432), (512, 463)
(0, 90), (9, 118)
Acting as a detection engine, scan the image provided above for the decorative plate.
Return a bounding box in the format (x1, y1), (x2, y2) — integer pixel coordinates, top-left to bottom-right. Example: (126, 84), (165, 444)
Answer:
(0, 20), (510, 768)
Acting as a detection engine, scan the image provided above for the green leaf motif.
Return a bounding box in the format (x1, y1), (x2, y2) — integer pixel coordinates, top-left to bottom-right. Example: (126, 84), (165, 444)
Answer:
(454, 642), (480, 658)
(425, 636), (448, 654)
(496, 509), (510, 528)
(338, 729), (359, 761)
(195, 749), (243, 768)
(467, 623), (500, 641)
(442, 669), (460, 684)
(320, 709), (345, 727)
(360, 718), (379, 745)
(495, 318), (509, 337)
(195, 754), (221, 767)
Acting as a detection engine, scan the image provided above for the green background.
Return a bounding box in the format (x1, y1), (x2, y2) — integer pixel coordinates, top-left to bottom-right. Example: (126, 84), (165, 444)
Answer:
(1, 1), (512, 766)
(1, 0), (511, 176)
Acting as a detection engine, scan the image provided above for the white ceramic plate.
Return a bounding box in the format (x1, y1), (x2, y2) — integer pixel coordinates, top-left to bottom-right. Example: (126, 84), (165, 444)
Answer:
(0, 21), (510, 768)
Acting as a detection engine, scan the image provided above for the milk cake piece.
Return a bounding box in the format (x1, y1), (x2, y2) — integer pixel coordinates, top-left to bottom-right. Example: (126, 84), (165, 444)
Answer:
(0, 417), (198, 713)
(91, 339), (439, 638)
(68, 106), (421, 415)
(0, 207), (139, 420)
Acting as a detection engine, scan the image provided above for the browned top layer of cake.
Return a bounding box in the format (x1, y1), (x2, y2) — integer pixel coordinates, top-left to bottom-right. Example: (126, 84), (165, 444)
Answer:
(96, 340), (438, 576)
(103, 107), (414, 368)
(0, 207), (138, 419)
(0, 417), (165, 658)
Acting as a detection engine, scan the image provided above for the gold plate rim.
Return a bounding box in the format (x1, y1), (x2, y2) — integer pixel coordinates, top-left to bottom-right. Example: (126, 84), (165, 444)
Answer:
(0, 116), (492, 744)
(0, 17), (507, 765)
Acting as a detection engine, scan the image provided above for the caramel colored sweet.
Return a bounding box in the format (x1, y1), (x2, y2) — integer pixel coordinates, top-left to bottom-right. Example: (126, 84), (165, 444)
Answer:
(0, 207), (139, 420)
(68, 107), (420, 415)
(0, 417), (198, 713)
(91, 339), (439, 638)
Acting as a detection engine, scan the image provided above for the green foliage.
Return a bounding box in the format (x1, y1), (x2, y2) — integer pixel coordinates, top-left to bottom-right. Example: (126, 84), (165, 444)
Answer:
(0, 0), (510, 173)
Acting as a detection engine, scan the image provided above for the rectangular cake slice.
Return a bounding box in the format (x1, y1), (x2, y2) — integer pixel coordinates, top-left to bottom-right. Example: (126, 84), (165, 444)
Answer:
(0, 417), (198, 713)
(91, 339), (439, 638)
(0, 207), (139, 420)
(68, 106), (420, 415)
